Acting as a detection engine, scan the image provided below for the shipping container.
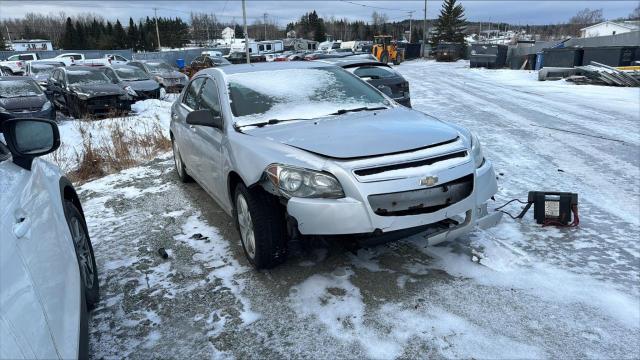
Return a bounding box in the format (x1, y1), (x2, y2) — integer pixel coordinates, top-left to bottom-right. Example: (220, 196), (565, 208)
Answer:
(435, 43), (465, 62)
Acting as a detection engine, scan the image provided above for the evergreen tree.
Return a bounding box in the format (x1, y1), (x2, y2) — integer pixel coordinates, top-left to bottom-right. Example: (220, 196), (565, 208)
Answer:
(234, 24), (243, 38)
(0, 34), (6, 51)
(61, 17), (74, 49)
(127, 18), (138, 49)
(113, 20), (126, 49)
(432, 0), (467, 44)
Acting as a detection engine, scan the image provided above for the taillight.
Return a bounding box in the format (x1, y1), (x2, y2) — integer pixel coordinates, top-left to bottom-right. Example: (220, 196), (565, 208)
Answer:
(17, 61), (23, 67)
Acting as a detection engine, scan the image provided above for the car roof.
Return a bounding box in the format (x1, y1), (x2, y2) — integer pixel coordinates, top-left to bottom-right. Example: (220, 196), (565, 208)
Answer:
(107, 64), (139, 69)
(0, 76), (37, 81)
(63, 66), (100, 72)
(132, 60), (168, 64)
(199, 60), (334, 76)
(317, 58), (390, 68)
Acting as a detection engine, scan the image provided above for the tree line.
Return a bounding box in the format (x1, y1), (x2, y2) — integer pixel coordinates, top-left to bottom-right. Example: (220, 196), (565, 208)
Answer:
(1, 3), (638, 51)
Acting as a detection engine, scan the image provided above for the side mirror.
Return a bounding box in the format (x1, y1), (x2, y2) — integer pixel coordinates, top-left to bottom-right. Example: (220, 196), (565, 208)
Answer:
(186, 109), (223, 130)
(377, 85), (393, 97)
(1, 118), (60, 170)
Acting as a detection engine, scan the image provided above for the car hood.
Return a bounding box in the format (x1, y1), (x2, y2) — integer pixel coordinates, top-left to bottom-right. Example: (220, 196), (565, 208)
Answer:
(244, 107), (460, 159)
(122, 79), (160, 91)
(154, 70), (183, 79)
(0, 94), (47, 111)
(70, 83), (125, 97)
(32, 74), (51, 82)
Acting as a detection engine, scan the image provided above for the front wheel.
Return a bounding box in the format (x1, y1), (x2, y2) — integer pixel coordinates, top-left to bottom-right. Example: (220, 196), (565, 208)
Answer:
(234, 183), (287, 269)
(65, 201), (100, 310)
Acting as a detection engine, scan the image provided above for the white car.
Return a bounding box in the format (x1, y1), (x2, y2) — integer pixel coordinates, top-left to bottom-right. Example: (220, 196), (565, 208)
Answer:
(0, 118), (99, 359)
(0, 53), (40, 74)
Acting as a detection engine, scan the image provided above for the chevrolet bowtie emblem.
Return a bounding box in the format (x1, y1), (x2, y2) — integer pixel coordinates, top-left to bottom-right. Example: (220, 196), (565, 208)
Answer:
(420, 176), (438, 187)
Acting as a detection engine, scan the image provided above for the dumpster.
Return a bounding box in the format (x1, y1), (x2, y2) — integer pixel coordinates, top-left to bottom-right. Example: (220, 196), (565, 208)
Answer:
(435, 43), (465, 62)
(176, 58), (185, 69)
(541, 47), (583, 68)
(510, 53), (538, 70)
(470, 44), (508, 69)
(581, 46), (639, 67)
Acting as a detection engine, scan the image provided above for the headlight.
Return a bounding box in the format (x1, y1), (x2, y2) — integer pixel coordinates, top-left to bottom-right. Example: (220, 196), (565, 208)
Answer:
(153, 75), (163, 83)
(125, 86), (138, 97)
(41, 101), (52, 111)
(471, 133), (485, 168)
(75, 92), (90, 100)
(265, 164), (344, 199)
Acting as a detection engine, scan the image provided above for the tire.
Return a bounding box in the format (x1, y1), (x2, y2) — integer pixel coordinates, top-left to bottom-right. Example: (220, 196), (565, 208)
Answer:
(65, 201), (100, 310)
(172, 137), (192, 183)
(380, 51), (389, 64)
(234, 183), (287, 269)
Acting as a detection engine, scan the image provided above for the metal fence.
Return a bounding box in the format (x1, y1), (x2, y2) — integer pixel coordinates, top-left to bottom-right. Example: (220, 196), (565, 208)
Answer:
(0, 49), (133, 61)
(132, 48), (230, 67)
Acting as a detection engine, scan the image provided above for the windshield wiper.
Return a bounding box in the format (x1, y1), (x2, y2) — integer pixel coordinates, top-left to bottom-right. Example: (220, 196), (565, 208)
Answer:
(330, 106), (387, 115)
(235, 118), (303, 130)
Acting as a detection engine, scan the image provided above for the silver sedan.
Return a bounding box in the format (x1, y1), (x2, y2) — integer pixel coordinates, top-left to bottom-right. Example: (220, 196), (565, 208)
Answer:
(170, 61), (501, 269)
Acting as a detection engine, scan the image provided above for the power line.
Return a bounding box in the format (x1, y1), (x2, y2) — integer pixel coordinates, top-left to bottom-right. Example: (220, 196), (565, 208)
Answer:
(339, 0), (416, 12)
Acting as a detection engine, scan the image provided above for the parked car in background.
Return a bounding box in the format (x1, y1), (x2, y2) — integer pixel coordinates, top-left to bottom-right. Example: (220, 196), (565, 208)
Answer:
(100, 64), (162, 101)
(319, 58), (411, 107)
(169, 62), (500, 269)
(225, 52), (266, 64)
(187, 55), (231, 76)
(202, 50), (223, 57)
(25, 60), (66, 87)
(0, 77), (55, 122)
(47, 66), (131, 118)
(53, 53), (129, 67)
(0, 52), (41, 74)
(128, 60), (189, 93)
(0, 117), (99, 359)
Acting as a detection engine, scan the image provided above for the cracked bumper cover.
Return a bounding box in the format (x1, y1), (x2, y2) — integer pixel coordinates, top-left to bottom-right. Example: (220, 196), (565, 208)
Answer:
(286, 159), (501, 244)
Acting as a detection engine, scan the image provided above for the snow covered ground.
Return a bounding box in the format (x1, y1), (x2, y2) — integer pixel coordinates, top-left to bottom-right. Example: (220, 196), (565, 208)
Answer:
(82, 60), (639, 359)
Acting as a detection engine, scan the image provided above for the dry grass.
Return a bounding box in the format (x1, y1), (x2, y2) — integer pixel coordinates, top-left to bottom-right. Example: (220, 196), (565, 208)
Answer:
(48, 114), (171, 184)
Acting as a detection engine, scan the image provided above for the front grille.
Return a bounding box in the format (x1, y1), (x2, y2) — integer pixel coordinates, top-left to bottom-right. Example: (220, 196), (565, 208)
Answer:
(368, 174), (473, 216)
(354, 150), (467, 177)
(87, 96), (119, 112)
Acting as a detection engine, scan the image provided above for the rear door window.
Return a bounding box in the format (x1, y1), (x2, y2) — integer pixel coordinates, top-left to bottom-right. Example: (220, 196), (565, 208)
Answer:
(352, 66), (395, 79)
(182, 77), (206, 110)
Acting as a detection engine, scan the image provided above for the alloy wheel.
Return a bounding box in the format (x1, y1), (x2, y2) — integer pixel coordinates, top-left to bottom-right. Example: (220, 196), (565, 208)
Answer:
(236, 194), (256, 259)
(69, 217), (95, 290)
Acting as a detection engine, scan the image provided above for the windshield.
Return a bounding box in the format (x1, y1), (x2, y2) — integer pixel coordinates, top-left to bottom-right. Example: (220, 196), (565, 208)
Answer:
(228, 66), (387, 126)
(67, 70), (110, 85)
(146, 62), (174, 73)
(31, 63), (63, 75)
(212, 57), (231, 65)
(114, 67), (150, 81)
(0, 80), (44, 98)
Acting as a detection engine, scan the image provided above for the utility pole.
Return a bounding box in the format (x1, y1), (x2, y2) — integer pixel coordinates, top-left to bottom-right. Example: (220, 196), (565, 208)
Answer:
(422, 0), (427, 57)
(264, 13), (267, 40)
(408, 11), (413, 43)
(5, 25), (12, 43)
(153, 8), (161, 51)
(242, 0), (250, 64)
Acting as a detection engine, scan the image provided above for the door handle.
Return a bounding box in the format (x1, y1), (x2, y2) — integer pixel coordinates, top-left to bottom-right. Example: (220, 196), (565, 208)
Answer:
(13, 216), (30, 238)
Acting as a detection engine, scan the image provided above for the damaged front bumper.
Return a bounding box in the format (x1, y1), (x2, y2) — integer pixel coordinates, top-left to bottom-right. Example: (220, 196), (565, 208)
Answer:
(286, 158), (501, 245)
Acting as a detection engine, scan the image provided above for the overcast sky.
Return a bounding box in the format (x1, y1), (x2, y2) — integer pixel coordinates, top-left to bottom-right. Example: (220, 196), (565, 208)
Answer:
(0, 1), (636, 25)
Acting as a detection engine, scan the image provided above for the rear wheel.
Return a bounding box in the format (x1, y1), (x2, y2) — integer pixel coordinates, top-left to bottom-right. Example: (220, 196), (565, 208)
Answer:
(234, 183), (287, 269)
(65, 201), (99, 310)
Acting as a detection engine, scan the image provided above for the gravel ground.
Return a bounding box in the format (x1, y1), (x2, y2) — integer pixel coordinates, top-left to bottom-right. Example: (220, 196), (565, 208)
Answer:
(84, 60), (639, 359)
